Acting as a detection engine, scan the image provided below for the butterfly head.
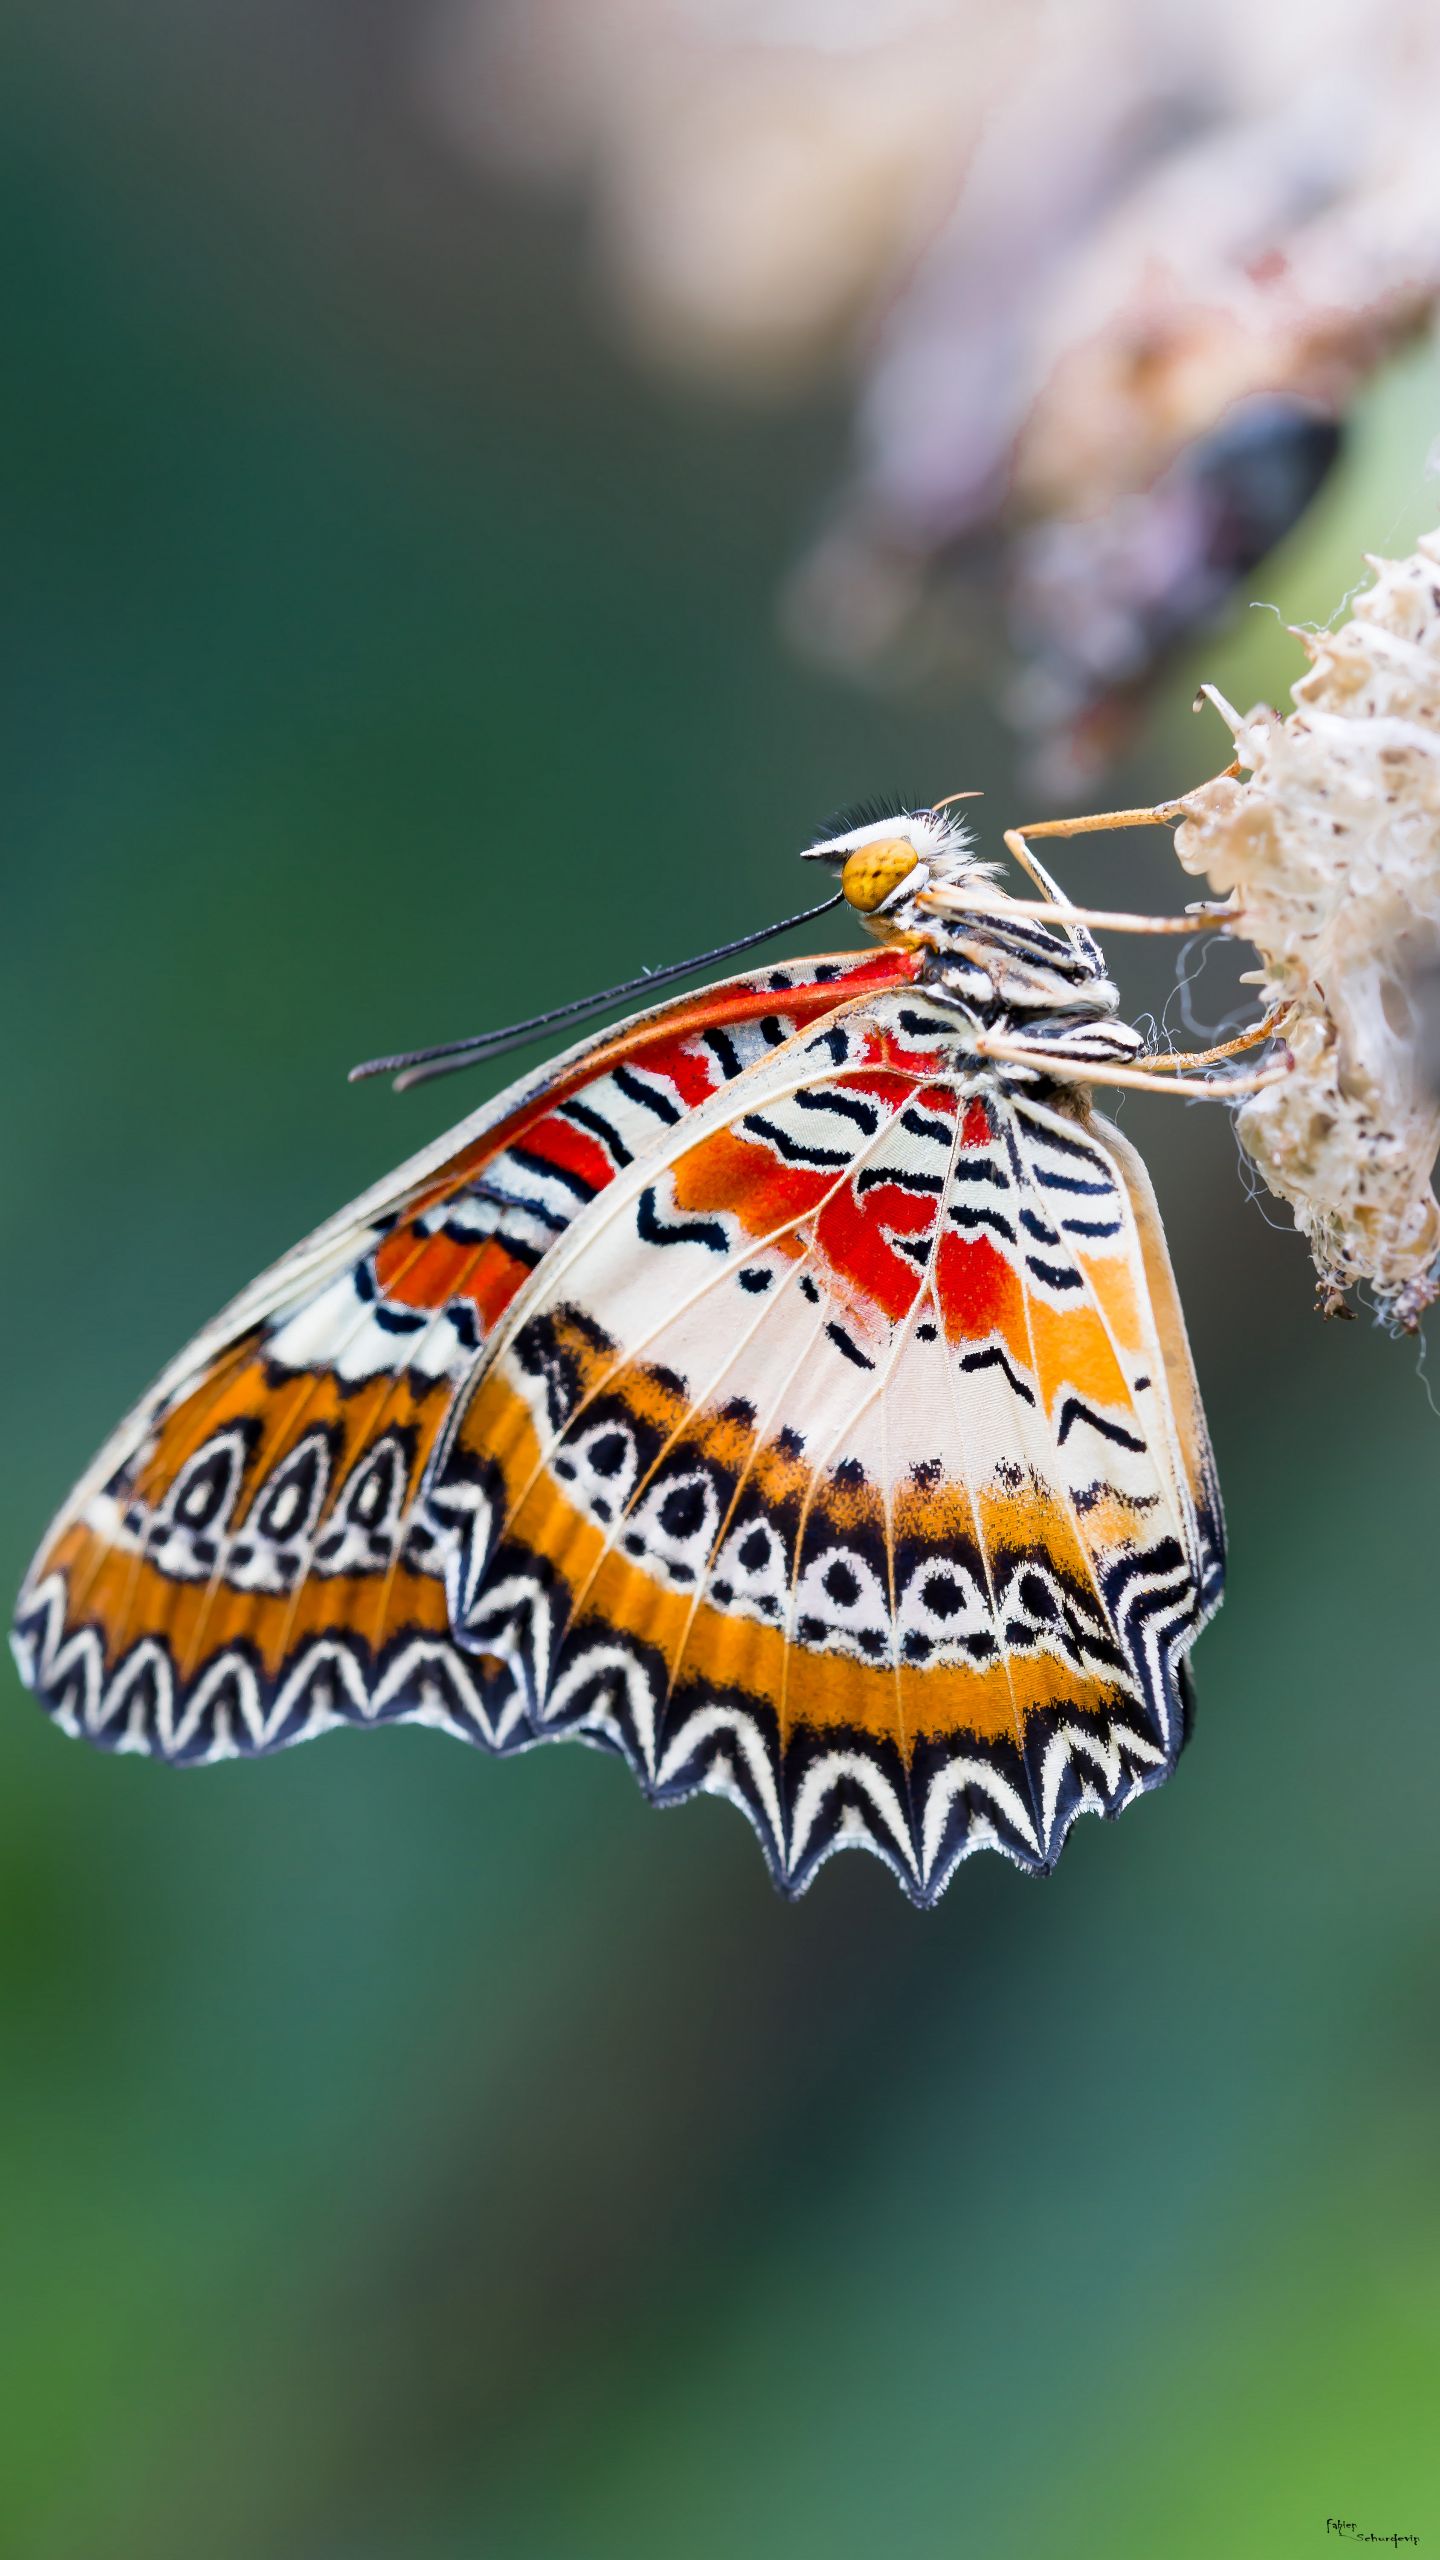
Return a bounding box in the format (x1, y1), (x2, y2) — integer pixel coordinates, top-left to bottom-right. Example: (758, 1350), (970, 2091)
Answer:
(803, 798), (994, 941)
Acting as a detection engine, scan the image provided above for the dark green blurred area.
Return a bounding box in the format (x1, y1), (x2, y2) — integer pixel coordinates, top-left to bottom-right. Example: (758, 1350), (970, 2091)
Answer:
(3, 20), (1438, 2559)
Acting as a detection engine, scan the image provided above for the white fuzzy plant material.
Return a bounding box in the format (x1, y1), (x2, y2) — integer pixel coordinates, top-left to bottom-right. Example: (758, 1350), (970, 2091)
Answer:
(1175, 531), (1440, 1328)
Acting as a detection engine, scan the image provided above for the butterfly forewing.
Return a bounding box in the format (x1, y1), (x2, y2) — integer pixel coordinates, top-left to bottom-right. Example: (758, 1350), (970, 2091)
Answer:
(13, 950), (914, 1769)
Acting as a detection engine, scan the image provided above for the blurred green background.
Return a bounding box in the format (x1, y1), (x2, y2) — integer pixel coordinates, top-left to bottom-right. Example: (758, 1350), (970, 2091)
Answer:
(3, 17), (1438, 2559)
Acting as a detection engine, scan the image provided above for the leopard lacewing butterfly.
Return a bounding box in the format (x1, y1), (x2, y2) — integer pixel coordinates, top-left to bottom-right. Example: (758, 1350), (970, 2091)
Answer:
(12, 797), (1226, 1902)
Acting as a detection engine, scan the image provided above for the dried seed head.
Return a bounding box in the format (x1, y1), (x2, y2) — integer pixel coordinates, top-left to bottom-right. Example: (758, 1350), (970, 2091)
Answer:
(1175, 532), (1440, 1327)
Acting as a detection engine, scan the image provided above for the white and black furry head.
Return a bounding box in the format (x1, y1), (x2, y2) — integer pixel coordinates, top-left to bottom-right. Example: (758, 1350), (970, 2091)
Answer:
(803, 798), (997, 927)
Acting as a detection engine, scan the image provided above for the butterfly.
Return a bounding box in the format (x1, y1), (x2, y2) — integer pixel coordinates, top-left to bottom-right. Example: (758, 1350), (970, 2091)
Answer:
(11, 789), (1285, 1903)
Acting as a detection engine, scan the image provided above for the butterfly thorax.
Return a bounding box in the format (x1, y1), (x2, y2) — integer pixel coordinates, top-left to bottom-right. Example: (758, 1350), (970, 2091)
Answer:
(806, 802), (1143, 1072)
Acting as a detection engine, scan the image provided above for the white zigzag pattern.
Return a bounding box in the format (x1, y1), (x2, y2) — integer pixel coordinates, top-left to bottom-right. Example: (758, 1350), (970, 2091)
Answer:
(13, 1562), (1196, 1903)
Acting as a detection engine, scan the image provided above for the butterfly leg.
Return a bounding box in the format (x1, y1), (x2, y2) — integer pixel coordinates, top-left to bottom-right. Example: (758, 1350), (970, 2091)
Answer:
(970, 1029), (1290, 1103)
(1000, 763), (1242, 885)
(995, 763), (1242, 916)
(1139, 1005), (1291, 1072)
(920, 886), (1224, 937)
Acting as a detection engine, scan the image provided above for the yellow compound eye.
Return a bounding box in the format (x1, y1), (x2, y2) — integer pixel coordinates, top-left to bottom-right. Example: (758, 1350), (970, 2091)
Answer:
(840, 838), (921, 914)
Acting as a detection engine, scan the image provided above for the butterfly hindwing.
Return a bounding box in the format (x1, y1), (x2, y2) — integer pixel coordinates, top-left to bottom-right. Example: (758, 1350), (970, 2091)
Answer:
(430, 991), (1223, 1901)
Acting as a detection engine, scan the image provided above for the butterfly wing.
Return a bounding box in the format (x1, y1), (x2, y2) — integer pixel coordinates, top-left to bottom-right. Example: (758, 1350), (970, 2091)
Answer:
(12, 948), (915, 1765)
(426, 991), (1224, 1902)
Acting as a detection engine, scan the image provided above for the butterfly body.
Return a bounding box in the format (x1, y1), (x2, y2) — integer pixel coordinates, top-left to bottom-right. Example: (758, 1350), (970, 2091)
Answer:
(13, 805), (1223, 1902)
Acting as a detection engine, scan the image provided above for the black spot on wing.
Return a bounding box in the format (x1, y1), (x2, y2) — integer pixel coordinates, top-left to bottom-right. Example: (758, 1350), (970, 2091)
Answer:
(1032, 1168), (1115, 1197)
(1059, 1214), (1124, 1239)
(1024, 1256), (1084, 1291)
(509, 1142), (599, 1203)
(894, 1006), (963, 1041)
(948, 1204), (1017, 1244)
(374, 1300), (428, 1336)
(1016, 1111), (1119, 1199)
(794, 1086), (882, 1134)
(958, 1343), (1035, 1405)
(857, 1163), (943, 1197)
(899, 1105), (955, 1149)
(560, 1096), (634, 1166)
(826, 1322), (874, 1371)
(1055, 1396), (1147, 1453)
(702, 1024), (743, 1079)
(1019, 1206), (1060, 1245)
(637, 1187), (730, 1254)
(466, 1176), (569, 1234)
(612, 1066), (683, 1124)
(447, 1299), (482, 1352)
(740, 1110), (852, 1168)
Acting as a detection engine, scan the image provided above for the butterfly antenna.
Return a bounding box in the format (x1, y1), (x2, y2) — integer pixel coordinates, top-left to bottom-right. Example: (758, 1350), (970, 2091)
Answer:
(349, 890), (848, 1093)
